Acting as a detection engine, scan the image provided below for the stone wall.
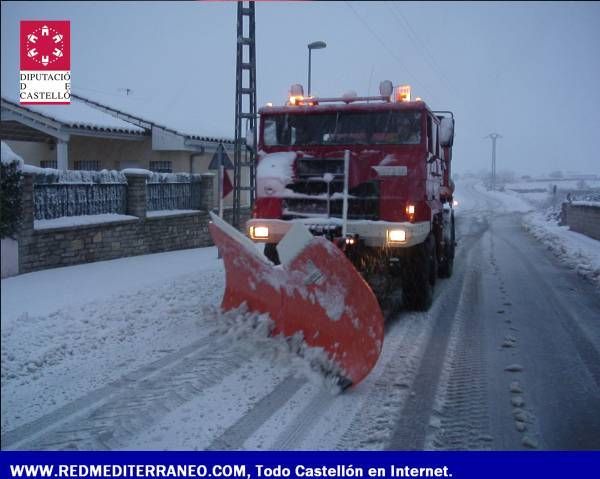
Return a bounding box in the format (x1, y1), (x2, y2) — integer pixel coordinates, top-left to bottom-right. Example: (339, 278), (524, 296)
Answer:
(16, 171), (237, 274)
(561, 202), (600, 241)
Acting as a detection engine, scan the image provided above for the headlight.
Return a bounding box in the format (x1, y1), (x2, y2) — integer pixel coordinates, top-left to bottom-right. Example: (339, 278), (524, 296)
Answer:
(250, 226), (269, 239)
(387, 229), (406, 243)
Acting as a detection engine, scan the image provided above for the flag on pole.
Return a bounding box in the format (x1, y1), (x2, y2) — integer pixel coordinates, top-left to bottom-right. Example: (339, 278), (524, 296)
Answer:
(222, 169), (233, 198)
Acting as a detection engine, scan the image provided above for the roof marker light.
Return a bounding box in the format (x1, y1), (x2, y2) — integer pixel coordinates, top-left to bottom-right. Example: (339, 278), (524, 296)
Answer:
(394, 84), (411, 102)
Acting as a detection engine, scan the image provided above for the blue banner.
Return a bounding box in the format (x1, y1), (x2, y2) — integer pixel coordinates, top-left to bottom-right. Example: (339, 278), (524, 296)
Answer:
(1, 451), (599, 479)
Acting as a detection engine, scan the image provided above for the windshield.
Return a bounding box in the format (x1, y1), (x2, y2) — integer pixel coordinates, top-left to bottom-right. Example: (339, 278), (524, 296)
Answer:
(263, 110), (422, 147)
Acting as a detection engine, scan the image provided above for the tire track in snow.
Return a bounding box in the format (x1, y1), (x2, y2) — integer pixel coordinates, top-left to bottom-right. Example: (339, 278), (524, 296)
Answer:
(2, 334), (245, 450)
(205, 376), (307, 450)
(380, 213), (493, 450)
(240, 319), (426, 450)
(209, 215), (490, 451)
(332, 242), (474, 448)
(272, 387), (337, 450)
(423, 259), (493, 450)
(333, 305), (440, 450)
(384, 242), (482, 450)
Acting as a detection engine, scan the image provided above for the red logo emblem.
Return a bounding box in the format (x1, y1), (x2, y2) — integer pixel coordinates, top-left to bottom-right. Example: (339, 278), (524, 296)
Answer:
(20, 21), (70, 71)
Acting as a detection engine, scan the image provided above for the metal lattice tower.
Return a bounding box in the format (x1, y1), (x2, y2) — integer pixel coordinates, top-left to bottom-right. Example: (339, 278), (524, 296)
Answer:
(233, 1), (257, 229)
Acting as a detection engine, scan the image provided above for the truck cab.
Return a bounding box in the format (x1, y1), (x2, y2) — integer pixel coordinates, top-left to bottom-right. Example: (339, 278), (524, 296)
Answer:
(246, 82), (455, 311)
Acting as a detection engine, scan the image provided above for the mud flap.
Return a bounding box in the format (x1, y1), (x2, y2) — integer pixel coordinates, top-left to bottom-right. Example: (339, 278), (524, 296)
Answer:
(208, 213), (384, 386)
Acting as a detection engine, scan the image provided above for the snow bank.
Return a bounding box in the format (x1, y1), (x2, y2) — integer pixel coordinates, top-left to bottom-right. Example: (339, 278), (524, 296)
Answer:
(523, 211), (600, 287)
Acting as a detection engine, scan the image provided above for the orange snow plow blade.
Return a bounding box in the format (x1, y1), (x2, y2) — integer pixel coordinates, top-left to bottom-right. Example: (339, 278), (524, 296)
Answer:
(208, 213), (384, 386)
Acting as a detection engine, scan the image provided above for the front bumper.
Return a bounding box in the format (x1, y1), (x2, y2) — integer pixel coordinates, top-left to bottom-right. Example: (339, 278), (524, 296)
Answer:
(247, 218), (431, 248)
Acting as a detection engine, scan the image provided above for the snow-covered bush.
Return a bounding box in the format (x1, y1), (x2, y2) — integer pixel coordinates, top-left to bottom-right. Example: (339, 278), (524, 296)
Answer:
(544, 205), (561, 223)
(1, 143), (24, 239)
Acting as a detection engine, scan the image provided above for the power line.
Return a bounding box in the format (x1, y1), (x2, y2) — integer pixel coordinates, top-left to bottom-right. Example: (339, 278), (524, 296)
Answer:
(72, 85), (149, 100)
(391, 6), (455, 89)
(387, 4), (469, 111)
(343, 1), (435, 100)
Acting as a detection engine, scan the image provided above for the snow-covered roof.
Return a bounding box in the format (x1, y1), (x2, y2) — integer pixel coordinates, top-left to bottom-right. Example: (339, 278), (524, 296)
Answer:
(72, 94), (234, 145)
(2, 94), (235, 149)
(1, 96), (146, 135)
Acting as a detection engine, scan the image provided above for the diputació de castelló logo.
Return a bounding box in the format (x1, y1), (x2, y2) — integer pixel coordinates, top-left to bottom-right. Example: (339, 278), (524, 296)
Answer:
(20, 20), (71, 105)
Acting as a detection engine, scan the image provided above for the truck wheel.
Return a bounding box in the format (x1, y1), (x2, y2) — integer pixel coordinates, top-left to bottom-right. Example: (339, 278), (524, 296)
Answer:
(402, 236), (434, 311)
(264, 243), (280, 265)
(439, 212), (455, 278)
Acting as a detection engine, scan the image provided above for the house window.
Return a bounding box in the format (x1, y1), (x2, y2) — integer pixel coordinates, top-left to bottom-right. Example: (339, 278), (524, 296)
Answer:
(150, 161), (173, 173)
(40, 160), (58, 169)
(74, 160), (101, 171)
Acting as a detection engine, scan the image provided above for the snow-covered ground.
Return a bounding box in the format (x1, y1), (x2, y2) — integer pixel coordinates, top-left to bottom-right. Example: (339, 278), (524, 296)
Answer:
(1, 238), (442, 450)
(473, 183), (533, 213)
(523, 212), (600, 287)
(455, 180), (600, 287)
(1, 248), (225, 431)
(1, 245), (365, 446)
(2, 179), (599, 450)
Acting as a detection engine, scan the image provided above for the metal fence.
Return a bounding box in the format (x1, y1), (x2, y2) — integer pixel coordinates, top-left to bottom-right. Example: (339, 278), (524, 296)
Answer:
(34, 183), (127, 220)
(32, 179), (202, 220)
(146, 182), (202, 211)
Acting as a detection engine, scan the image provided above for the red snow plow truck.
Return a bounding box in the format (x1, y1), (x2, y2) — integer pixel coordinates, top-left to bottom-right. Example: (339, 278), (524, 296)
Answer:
(209, 81), (455, 386)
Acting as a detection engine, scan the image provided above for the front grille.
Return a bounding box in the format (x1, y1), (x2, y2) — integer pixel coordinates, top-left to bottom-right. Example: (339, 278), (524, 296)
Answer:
(282, 156), (379, 220)
(283, 179), (379, 221)
(283, 196), (379, 220)
(296, 158), (345, 177)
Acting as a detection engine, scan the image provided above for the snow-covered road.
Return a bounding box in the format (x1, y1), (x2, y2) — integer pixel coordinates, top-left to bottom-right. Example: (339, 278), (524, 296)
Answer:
(2, 181), (599, 450)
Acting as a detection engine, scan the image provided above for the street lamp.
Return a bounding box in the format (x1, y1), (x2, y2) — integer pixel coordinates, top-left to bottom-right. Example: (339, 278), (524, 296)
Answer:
(307, 41), (327, 96)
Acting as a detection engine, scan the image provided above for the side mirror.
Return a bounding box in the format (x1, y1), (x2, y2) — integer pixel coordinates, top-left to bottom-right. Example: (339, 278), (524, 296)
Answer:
(245, 128), (256, 152)
(439, 117), (454, 147)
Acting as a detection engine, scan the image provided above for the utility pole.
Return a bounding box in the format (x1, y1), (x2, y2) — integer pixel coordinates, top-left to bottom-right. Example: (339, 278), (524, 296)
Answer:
(233, 1), (257, 229)
(484, 133), (502, 190)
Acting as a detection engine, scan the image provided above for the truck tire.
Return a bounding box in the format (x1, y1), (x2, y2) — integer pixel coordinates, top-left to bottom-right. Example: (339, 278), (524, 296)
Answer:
(264, 243), (280, 265)
(402, 235), (434, 311)
(438, 212), (455, 278)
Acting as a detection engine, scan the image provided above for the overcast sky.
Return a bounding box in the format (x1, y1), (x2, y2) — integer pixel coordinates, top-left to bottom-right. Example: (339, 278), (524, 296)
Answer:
(2, 1), (599, 175)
